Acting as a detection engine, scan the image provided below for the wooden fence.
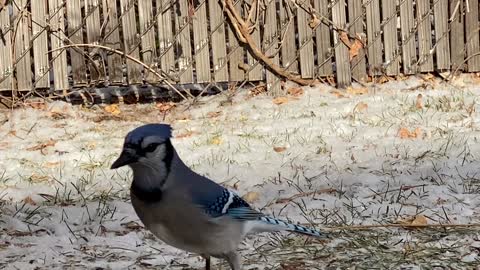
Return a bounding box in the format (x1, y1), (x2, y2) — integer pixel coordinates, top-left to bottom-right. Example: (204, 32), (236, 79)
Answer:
(0, 0), (479, 102)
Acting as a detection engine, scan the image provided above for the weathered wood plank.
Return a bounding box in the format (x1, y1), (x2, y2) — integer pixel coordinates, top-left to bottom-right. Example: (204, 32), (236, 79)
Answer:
(157, 0), (175, 80)
(192, 0), (211, 83)
(208, 0), (228, 81)
(348, 0), (367, 79)
(102, 0), (123, 84)
(332, 0), (351, 87)
(449, 0), (464, 71)
(466, 0), (480, 71)
(381, 0), (399, 75)
(31, 0), (50, 88)
(138, 0), (158, 83)
(0, 5), (12, 91)
(399, 0), (416, 74)
(280, 0), (298, 73)
(314, 0), (332, 76)
(13, 0), (32, 91)
(365, 0), (382, 76)
(245, 0), (262, 81)
(264, 0), (280, 93)
(228, 0), (244, 81)
(49, 0), (69, 92)
(120, 0), (142, 84)
(433, 0), (450, 70)
(297, 0), (314, 78)
(176, 0), (193, 83)
(416, 0), (434, 72)
(85, 0), (103, 82)
(66, 0), (87, 86)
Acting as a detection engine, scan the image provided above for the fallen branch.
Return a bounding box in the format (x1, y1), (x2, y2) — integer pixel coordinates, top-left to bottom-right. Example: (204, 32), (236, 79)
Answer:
(222, 0), (315, 86)
(49, 44), (192, 101)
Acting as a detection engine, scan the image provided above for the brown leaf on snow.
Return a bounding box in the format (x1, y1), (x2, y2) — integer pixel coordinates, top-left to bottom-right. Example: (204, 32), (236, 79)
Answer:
(156, 102), (176, 113)
(353, 102), (368, 113)
(287, 87), (304, 97)
(23, 196), (36, 205)
(44, 161), (61, 168)
(27, 139), (56, 152)
(273, 146), (287, 153)
(273, 96), (289, 105)
(175, 130), (196, 139)
(104, 104), (121, 115)
(243, 191), (260, 203)
(28, 173), (49, 183)
(397, 127), (423, 139)
(416, 94), (423, 109)
(330, 90), (346, 98)
(346, 86), (368, 95)
(207, 111), (222, 118)
(396, 215), (428, 228)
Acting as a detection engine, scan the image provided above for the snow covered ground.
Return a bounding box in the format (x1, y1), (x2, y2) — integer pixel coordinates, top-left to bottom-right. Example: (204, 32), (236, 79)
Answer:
(1, 76), (480, 269)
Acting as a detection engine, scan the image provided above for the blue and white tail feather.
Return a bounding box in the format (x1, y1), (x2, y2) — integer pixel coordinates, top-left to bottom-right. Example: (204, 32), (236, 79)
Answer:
(256, 216), (324, 237)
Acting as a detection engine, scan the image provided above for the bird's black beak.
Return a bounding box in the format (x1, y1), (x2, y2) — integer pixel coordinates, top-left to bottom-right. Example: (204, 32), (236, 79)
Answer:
(111, 150), (137, 169)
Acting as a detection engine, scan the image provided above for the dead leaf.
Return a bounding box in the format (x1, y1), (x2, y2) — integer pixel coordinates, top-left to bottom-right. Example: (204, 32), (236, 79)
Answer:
(416, 94), (423, 109)
(349, 38), (364, 60)
(397, 127), (423, 139)
(411, 215), (428, 226)
(273, 96), (289, 105)
(308, 14), (321, 29)
(243, 191), (260, 203)
(104, 104), (121, 115)
(207, 111), (222, 118)
(28, 173), (49, 183)
(397, 215), (428, 228)
(44, 161), (61, 168)
(176, 130), (196, 139)
(23, 196), (36, 205)
(210, 136), (222, 145)
(27, 139), (56, 152)
(339, 31), (351, 47)
(353, 102), (368, 113)
(346, 87), (368, 95)
(273, 146), (287, 153)
(156, 102), (176, 113)
(287, 87), (304, 97)
(330, 90), (346, 98)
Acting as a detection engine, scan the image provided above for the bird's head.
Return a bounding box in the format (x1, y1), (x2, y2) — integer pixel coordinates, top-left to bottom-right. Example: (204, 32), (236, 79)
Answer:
(111, 124), (174, 170)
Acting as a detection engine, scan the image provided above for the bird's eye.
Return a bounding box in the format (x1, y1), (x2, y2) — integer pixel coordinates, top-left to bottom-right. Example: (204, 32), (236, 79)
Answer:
(144, 143), (160, 153)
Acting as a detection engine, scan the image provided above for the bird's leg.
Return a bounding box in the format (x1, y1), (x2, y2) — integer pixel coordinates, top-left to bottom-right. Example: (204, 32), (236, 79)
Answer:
(203, 256), (211, 270)
(223, 252), (241, 270)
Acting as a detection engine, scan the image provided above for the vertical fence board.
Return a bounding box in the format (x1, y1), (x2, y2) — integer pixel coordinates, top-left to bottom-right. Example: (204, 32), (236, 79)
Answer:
(208, 0), (228, 82)
(348, 0), (367, 79)
(138, 0), (157, 83)
(157, 0), (175, 80)
(228, 0), (244, 81)
(382, 0), (399, 75)
(176, 0), (193, 83)
(417, 0), (434, 72)
(433, 0), (450, 70)
(0, 6), (12, 91)
(66, 0), (87, 86)
(245, 0), (263, 81)
(449, 0), (464, 71)
(399, 0), (416, 74)
(49, 0), (69, 91)
(120, 0), (142, 84)
(314, 0), (332, 76)
(264, 0), (280, 93)
(332, 0), (351, 87)
(365, 0), (382, 75)
(280, 0), (298, 73)
(466, 0), (480, 71)
(31, 0), (50, 88)
(13, 0), (32, 91)
(192, 1), (211, 83)
(85, 0), (103, 82)
(297, 0), (314, 78)
(102, 0), (123, 84)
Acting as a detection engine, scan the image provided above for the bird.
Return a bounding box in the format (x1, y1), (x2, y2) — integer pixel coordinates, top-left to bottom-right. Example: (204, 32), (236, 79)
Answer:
(111, 123), (326, 270)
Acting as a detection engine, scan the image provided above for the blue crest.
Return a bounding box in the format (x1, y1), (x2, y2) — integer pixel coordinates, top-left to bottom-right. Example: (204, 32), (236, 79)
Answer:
(126, 123), (172, 144)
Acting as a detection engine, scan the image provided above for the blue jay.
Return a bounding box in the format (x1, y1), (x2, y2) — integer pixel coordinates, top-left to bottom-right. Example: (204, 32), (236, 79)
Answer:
(111, 124), (325, 269)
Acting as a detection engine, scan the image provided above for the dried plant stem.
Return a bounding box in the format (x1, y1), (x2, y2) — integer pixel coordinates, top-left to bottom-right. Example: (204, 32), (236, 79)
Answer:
(326, 223), (480, 231)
